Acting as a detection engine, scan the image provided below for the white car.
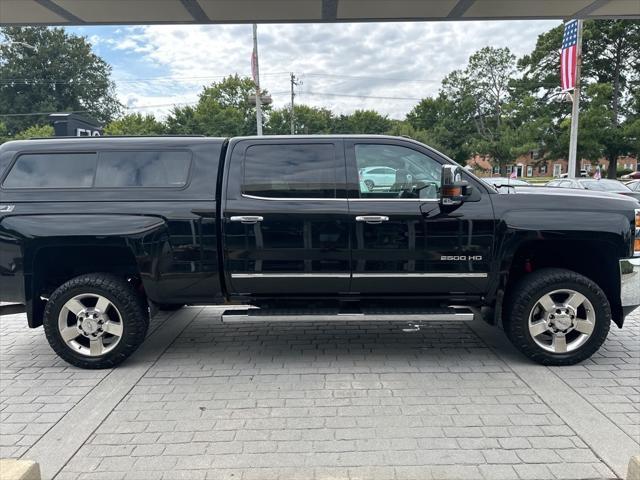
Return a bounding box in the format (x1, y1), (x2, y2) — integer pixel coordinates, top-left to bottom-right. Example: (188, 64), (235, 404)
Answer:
(560, 169), (588, 178)
(359, 166), (396, 191)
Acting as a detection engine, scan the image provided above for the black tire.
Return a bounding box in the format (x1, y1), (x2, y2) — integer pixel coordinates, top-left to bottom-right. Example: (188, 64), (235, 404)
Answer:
(364, 179), (375, 191)
(43, 273), (149, 369)
(156, 303), (184, 311)
(504, 268), (610, 366)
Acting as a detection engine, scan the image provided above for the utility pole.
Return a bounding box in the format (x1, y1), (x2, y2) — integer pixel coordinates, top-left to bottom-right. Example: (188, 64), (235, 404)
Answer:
(567, 19), (583, 179)
(252, 24), (263, 136)
(290, 73), (300, 135)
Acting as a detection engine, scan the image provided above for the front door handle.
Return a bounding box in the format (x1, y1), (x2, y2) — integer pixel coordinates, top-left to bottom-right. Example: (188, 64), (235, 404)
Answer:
(230, 215), (264, 224)
(355, 215), (389, 224)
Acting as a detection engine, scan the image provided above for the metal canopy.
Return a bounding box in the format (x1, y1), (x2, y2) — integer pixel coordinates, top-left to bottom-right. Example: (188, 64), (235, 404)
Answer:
(1, 0), (639, 25)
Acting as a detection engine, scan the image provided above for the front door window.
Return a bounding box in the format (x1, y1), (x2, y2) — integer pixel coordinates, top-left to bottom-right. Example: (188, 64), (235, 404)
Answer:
(355, 144), (442, 200)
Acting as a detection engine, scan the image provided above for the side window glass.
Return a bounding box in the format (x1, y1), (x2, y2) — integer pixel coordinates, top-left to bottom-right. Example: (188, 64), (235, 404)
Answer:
(95, 151), (190, 188)
(356, 144), (441, 199)
(2, 153), (97, 189)
(243, 143), (337, 198)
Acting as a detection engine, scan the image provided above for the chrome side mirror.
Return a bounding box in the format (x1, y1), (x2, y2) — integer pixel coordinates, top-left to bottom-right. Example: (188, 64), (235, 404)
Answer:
(440, 164), (470, 210)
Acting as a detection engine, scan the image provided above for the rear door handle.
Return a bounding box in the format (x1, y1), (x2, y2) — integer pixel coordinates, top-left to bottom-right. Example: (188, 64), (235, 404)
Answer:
(355, 215), (389, 224)
(230, 216), (264, 224)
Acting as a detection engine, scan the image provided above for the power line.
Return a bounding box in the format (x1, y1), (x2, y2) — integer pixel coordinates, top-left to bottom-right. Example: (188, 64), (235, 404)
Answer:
(299, 91), (423, 101)
(301, 73), (441, 83)
(0, 71), (291, 86)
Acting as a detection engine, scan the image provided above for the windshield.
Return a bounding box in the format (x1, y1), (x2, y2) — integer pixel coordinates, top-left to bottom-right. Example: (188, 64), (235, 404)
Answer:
(580, 180), (630, 192)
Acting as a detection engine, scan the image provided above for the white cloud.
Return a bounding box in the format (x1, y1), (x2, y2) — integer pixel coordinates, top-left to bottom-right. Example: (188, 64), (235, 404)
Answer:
(103, 20), (559, 119)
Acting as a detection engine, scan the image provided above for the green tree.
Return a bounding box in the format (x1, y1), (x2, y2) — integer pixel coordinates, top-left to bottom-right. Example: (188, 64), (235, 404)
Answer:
(104, 113), (166, 135)
(165, 105), (199, 135)
(0, 27), (121, 133)
(13, 124), (54, 139)
(517, 20), (640, 177)
(266, 104), (334, 135)
(583, 20), (640, 177)
(0, 122), (53, 143)
(332, 109), (391, 134)
(166, 75), (267, 136)
(406, 95), (476, 164)
(440, 47), (529, 173)
(551, 83), (633, 167)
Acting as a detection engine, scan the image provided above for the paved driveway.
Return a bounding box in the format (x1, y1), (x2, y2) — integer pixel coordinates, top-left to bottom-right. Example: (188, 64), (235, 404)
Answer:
(1, 307), (638, 480)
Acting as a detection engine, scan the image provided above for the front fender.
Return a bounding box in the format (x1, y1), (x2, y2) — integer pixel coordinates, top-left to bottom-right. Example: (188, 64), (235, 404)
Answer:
(497, 210), (631, 269)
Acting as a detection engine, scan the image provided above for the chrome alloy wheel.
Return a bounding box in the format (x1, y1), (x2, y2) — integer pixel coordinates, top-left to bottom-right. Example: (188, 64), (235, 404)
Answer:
(527, 289), (596, 354)
(57, 294), (124, 357)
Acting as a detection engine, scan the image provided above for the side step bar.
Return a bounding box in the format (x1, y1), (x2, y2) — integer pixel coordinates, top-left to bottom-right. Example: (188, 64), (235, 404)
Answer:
(221, 306), (475, 323)
(0, 303), (26, 316)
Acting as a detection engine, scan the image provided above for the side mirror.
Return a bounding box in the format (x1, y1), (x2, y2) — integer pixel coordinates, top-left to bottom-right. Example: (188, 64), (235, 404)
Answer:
(440, 164), (470, 210)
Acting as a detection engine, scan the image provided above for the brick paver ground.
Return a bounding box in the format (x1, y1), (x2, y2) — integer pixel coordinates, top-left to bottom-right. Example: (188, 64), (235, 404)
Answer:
(1, 307), (638, 480)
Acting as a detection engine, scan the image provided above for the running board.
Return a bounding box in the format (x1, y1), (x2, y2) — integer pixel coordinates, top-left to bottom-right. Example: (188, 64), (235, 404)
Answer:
(0, 303), (26, 316)
(221, 306), (474, 323)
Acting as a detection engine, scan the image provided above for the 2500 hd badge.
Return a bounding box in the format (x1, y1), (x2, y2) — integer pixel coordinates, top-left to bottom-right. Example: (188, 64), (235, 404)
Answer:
(441, 255), (483, 261)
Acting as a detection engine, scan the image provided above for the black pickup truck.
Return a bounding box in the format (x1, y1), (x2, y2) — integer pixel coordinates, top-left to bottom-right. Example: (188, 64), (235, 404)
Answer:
(1, 136), (638, 369)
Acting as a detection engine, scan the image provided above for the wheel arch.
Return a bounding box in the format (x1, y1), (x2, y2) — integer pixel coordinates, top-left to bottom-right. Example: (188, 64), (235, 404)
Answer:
(501, 236), (624, 328)
(9, 214), (169, 327)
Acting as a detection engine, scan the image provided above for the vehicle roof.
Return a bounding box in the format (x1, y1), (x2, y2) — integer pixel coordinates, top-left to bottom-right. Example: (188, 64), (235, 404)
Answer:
(0, 136), (226, 153)
(0, 134), (438, 152)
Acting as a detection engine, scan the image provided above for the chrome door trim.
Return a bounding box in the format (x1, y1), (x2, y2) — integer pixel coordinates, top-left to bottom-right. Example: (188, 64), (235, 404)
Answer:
(232, 273), (487, 279)
(231, 273), (351, 278)
(349, 198), (439, 202)
(240, 194), (439, 202)
(352, 273), (488, 278)
(241, 194), (348, 202)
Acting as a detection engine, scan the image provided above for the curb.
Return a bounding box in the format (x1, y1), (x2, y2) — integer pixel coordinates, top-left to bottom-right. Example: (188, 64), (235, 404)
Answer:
(629, 455), (640, 480)
(0, 460), (41, 480)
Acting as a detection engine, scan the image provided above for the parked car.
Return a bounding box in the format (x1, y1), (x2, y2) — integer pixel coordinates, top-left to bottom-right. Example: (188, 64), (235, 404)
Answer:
(546, 178), (640, 201)
(621, 171), (640, 180)
(560, 169), (588, 178)
(359, 166), (396, 190)
(483, 177), (530, 187)
(625, 180), (640, 192)
(1, 136), (638, 369)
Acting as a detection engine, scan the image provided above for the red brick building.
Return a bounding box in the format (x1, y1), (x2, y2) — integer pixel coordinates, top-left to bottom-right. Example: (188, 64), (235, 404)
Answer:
(467, 153), (638, 178)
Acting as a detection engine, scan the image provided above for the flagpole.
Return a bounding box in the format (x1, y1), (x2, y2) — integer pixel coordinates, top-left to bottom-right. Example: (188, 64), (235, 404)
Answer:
(567, 19), (583, 179)
(252, 23), (263, 136)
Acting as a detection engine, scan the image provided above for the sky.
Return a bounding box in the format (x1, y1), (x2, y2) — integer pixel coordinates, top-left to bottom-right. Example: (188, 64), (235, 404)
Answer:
(68, 20), (560, 120)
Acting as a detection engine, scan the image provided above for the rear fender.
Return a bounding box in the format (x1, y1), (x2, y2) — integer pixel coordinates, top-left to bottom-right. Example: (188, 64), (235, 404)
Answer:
(2, 214), (169, 327)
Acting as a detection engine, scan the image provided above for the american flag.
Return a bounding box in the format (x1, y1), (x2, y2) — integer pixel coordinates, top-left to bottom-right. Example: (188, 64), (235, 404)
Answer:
(561, 20), (579, 91)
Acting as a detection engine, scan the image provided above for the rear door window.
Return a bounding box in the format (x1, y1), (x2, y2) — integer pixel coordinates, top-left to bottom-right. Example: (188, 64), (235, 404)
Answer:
(242, 143), (337, 198)
(2, 153), (97, 189)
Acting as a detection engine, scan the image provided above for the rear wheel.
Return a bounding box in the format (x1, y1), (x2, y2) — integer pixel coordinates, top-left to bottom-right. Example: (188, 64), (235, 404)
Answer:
(43, 273), (149, 369)
(505, 268), (610, 366)
(364, 179), (375, 191)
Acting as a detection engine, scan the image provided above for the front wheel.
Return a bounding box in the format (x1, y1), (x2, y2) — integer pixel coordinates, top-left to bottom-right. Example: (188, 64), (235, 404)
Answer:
(504, 268), (610, 366)
(43, 273), (149, 369)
